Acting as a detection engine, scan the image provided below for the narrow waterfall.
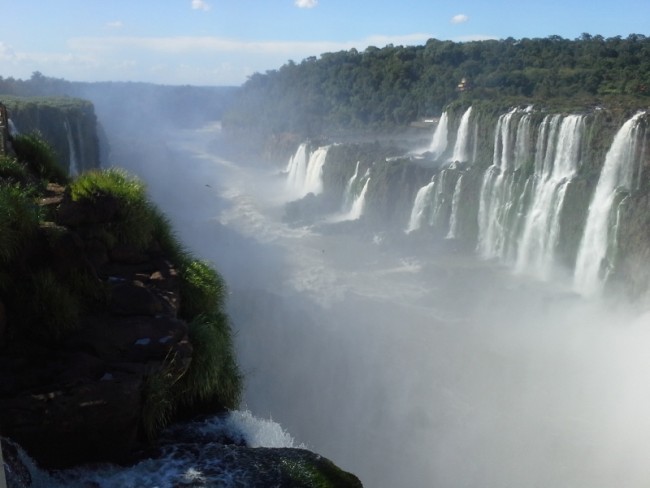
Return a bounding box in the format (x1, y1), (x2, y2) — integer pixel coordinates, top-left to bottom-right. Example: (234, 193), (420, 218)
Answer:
(286, 143), (329, 197)
(406, 179), (435, 233)
(341, 161), (361, 209)
(476, 108), (519, 259)
(449, 107), (473, 163)
(286, 143), (309, 193)
(573, 112), (646, 296)
(64, 119), (80, 177)
(8, 118), (19, 136)
(427, 169), (451, 230)
(516, 115), (585, 279)
(446, 174), (464, 239)
(429, 111), (449, 159)
(343, 177), (371, 221)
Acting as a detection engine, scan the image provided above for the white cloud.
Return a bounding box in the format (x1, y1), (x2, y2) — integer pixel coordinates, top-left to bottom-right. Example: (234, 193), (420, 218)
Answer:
(191, 0), (211, 11)
(451, 14), (469, 24)
(295, 0), (318, 8)
(106, 21), (124, 29)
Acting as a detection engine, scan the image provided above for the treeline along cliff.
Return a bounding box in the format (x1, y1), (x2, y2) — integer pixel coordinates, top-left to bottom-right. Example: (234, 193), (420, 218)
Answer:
(223, 35), (650, 137)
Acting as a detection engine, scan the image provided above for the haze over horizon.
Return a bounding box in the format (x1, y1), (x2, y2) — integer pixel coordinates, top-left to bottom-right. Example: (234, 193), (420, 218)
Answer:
(2, 0), (649, 87)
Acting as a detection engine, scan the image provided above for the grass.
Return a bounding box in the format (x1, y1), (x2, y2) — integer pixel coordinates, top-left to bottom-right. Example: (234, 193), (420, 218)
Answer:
(70, 168), (155, 250)
(12, 132), (69, 184)
(0, 183), (40, 264)
(174, 313), (242, 411)
(0, 156), (29, 183)
(178, 259), (228, 320)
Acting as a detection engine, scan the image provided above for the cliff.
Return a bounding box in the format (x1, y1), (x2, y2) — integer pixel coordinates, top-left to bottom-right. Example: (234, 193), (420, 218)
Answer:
(0, 96), (101, 175)
(282, 103), (650, 303)
(0, 108), (362, 487)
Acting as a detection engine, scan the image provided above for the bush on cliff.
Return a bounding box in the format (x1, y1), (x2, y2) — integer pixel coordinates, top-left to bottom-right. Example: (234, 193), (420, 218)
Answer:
(13, 132), (68, 185)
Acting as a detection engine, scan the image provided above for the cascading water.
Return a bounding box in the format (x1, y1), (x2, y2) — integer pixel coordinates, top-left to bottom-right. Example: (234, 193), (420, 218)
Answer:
(405, 179), (435, 233)
(286, 143), (329, 197)
(64, 119), (80, 177)
(429, 111), (448, 159)
(8, 118), (19, 137)
(476, 108), (520, 259)
(342, 161), (361, 210)
(446, 174), (464, 239)
(342, 177), (371, 221)
(516, 115), (585, 279)
(449, 107), (473, 163)
(573, 112), (646, 296)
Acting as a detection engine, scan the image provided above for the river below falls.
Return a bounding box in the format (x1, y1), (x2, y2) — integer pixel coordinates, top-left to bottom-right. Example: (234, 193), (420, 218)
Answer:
(113, 122), (650, 488)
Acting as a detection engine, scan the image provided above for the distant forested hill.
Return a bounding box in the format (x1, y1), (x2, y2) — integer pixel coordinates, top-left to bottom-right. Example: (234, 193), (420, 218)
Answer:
(0, 74), (237, 128)
(223, 34), (650, 137)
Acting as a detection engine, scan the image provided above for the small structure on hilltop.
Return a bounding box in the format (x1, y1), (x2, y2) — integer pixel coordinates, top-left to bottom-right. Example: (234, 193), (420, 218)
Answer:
(457, 77), (472, 92)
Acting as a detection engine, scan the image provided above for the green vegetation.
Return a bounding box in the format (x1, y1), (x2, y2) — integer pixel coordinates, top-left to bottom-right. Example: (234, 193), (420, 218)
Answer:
(224, 34), (650, 138)
(13, 132), (69, 184)
(0, 129), (242, 440)
(70, 168), (155, 249)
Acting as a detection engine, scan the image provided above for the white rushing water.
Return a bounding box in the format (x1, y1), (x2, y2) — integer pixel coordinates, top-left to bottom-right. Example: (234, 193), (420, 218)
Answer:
(405, 179), (435, 233)
(53, 118), (650, 488)
(446, 174), (464, 239)
(429, 111), (449, 159)
(64, 119), (80, 177)
(573, 112), (646, 296)
(449, 106), (473, 163)
(286, 143), (329, 197)
(516, 115), (585, 279)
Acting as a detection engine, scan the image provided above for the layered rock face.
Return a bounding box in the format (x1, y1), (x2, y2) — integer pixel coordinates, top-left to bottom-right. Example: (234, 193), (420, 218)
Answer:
(0, 183), (192, 467)
(1, 97), (101, 175)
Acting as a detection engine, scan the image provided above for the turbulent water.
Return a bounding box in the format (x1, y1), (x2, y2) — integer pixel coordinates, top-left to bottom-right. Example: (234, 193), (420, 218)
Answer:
(574, 111), (646, 295)
(128, 122), (650, 488)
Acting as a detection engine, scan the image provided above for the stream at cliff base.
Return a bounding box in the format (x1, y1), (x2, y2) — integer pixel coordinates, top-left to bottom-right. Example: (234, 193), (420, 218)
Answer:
(91, 122), (650, 488)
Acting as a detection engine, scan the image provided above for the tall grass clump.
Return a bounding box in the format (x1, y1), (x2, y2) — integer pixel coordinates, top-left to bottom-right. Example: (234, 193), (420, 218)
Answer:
(0, 184), (39, 265)
(0, 156), (28, 183)
(13, 132), (68, 184)
(70, 168), (155, 250)
(22, 269), (81, 342)
(174, 312), (242, 413)
(178, 259), (228, 320)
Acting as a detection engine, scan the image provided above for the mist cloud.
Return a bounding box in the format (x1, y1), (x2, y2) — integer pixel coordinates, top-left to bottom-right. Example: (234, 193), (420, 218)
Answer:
(451, 14), (469, 24)
(105, 21), (124, 29)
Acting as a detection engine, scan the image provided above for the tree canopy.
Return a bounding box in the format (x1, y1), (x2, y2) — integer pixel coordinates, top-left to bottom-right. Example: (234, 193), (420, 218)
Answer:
(223, 34), (650, 137)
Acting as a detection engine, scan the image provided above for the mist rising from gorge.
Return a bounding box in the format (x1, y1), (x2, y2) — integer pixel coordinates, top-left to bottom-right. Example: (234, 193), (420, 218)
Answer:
(84, 87), (650, 488)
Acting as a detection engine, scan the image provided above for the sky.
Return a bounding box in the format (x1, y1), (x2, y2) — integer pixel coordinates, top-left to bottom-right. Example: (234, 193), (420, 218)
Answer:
(1, 0), (648, 87)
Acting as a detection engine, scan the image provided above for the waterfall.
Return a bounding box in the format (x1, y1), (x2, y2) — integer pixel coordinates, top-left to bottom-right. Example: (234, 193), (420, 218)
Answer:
(573, 112), (646, 296)
(429, 111), (449, 159)
(449, 107), (473, 163)
(516, 115), (585, 279)
(342, 161), (361, 209)
(8, 118), (19, 136)
(342, 177), (371, 221)
(476, 108), (519, 259)
(64, 119), (80, 177)
(406, 179), (435, 233)
(286, 143), (329, 197)
(286, 143), (308, 192)
(446, 174), (464, 239)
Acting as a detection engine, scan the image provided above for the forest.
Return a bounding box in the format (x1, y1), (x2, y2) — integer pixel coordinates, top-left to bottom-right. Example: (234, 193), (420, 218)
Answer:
(222, 34), (650, 137)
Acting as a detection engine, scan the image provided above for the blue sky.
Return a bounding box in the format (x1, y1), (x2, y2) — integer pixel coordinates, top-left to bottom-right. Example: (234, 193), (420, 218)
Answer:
(1, 0), (648, 86)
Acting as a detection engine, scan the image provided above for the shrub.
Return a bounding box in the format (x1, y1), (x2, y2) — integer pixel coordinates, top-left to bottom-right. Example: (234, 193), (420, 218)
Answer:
(13, 132), (68, 184)
(0, 156), (28, 182)
(70, 168), (155, 250)
(174, 313), (242, 412)
(141, 364), (177, 442)
(0, 184), (39, 264)
(24, 268), (81, 342)
(178, 259), (228, 320)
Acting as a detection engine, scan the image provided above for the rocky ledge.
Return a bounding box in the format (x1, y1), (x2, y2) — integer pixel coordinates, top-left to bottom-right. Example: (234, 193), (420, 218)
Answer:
(0, 182), (362, 487)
